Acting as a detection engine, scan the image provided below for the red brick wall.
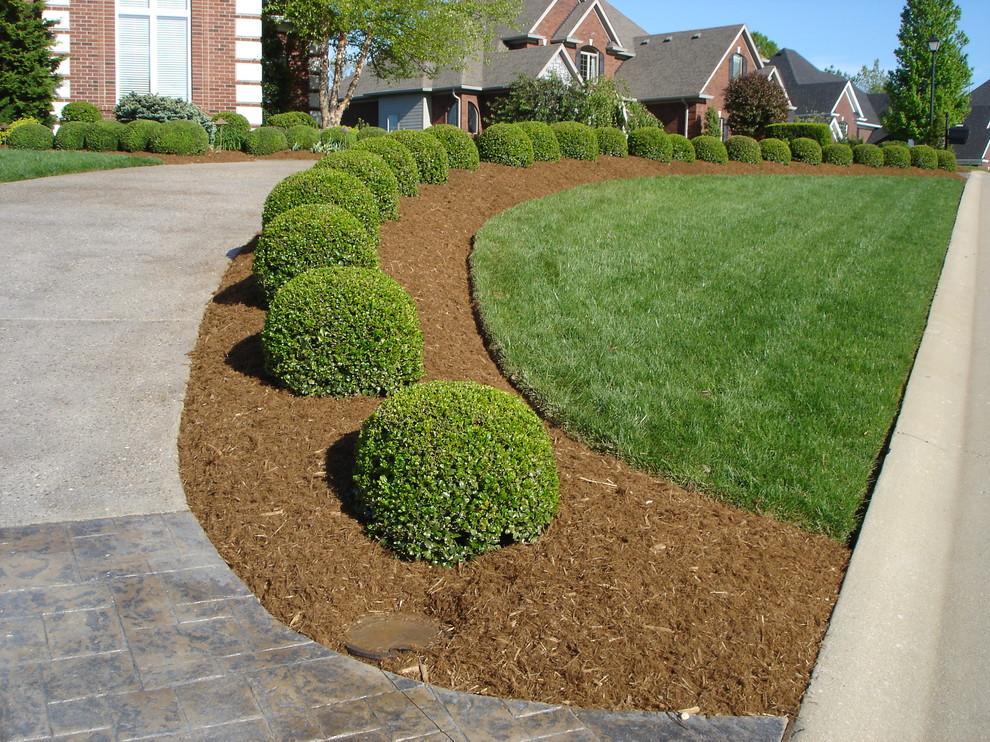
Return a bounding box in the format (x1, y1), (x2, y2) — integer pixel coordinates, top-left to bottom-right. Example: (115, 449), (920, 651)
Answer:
(190, 0), (237, 115)
(569, 9), (623, 77)
(702, 30), (761, 114)
(646, 101), (707, 137)
(65, 0), (116, 115)
(533, 0), (577, 40)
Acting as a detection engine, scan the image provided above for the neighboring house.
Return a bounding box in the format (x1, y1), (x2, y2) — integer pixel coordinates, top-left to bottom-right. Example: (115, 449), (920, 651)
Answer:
(957, 79), (990, 169)
(42, 0), (265, 124)
(763, 48), (882, 142)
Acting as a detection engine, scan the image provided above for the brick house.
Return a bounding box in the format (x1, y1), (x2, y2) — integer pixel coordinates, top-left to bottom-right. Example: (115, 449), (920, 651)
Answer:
(42, 0), (264, 124)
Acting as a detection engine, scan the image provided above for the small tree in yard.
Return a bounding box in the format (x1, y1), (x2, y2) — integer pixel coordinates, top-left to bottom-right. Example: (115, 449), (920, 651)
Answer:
(0, 0), (61, 124)
(488, 74), (585, 124)
(723, 72), (789, 138)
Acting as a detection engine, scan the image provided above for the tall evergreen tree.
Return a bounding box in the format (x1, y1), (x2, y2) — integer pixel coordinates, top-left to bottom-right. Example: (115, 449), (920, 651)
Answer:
(883, 0), (971, 145)
(0, 0), (61, 124)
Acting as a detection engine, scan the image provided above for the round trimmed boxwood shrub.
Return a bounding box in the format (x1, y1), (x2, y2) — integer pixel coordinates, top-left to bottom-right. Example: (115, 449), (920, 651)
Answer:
(6, 123), (53, 150)
(261, 266), (424, 397)
(725, 135), (761, 164)
(669, 133), (695, 162)
(790, 137), (822, 165)
(54, 121), (91, 150)
(59, 101), (102, 123)
(937, 149), (957, 172)
(352, 380), (560, 565)
(320, 126), (358, 151)
(853, 143), (883, 168)
(822, 143), (853, 166)
(353, 136), (419, 197)
(910, 145), (938, 170)
(245, 126), (288, 155)
(628, 127), (672, 162)
(212, 112), (250, 151)
(691, 135), (729, 164)
(516, 121), (561, 162)
(266, 111), (317, 128)
(285, 124), (321, 150)
(149, 120), (209, 155)
(119, 119), (162, 152)
(84, 120), (124, 151)
(314, 149), (401, 221)
(476, 123), (534, 168)
(595, 126), (627, 157)
(426, 123), (479, 170)
(262, 167), (381, 231)
(357, 126), (387, 139)
(883, 144), (910, 169)
(388, 129), (449, 184)
(879, 140), (908, 148)
(253, 204), (379, 303)
(212, 111), (250, 132)
(760, 137), (791, 164)
(0, 117), (39, 145)
(551, 121), (597, 161)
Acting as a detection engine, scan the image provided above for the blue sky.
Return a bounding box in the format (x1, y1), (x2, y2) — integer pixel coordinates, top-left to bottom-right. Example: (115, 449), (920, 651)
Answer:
(610, 1), (990, 89)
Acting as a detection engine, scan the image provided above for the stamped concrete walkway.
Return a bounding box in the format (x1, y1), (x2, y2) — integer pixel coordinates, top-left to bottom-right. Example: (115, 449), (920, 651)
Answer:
(0, 162), (786, 741)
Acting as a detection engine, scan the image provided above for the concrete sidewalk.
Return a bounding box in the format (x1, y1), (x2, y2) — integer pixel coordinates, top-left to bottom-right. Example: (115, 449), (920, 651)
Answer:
(792, 171), (990, 742)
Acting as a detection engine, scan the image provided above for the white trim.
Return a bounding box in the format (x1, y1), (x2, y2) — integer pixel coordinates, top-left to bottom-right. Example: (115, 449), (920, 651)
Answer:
(116, 0), (191, 101)
(235, 40), (262, 61)
(235, 62), (262, 83)
(700, 27), (749, 97)
(236, 84), (263, 104)
(56, 80), (71, 99)
(234, 0), (261, 16)
(43, 9), (69, 28)
(236, 105), (263, 126)
(536, 47), (581, 81)
(57, 56), (70, 75)
(235, 17), (261, 39)
(529, 0), (559, 36)
(562, 0), (621, 48)
(53, 34), (70, 53)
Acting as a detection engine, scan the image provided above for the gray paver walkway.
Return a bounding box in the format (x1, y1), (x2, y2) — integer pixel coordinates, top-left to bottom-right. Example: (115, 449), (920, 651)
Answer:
(1, 163), (786, 742)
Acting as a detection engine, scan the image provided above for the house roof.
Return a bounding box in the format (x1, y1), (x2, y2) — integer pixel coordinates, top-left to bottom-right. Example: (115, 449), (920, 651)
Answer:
(969, 78), (990, 106)
(957, 80), (990, 163)
(614, 24), (753, 101)
(763, 48), (848, 117)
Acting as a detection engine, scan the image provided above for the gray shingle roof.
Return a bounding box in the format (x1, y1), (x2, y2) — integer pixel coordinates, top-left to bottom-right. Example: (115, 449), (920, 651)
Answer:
(766, 48), (846, 87)
(970, 79), (990, 106)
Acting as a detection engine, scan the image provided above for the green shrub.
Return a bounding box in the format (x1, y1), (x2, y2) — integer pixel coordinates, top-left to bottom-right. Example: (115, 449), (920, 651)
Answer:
(118, 119), (162, 152)
(352, 380), (560, 565)
(822, 143), (853, 166)
(595, 126), (627, 157)
(212, 112), (250, 151)
(245, 126), (288, 155)
(790, 137), (822, 165)
(262, 266), (424, 397)
(357, 126), (388, 140)
(669, 133), (696, 162)
(0, 117), (40, 145)
(883, 144), (910, 169)
(764, 122), (833, 147)
(253, 204), (379, 303)
(319, 126), (358, 151)
(853, 143), (884, 168)
(59, 101), (102, 123)
(725, 135), (761, 164)
(84, 120), (124, 152)
(149, 119), (209, 155)
(285, 124), (320, 150)
(691, 135), (729, 164)
(266, 111), (318, 128)
(426, 123), (479, 170)
(628, 127), (672, 162)
(476, 123), (534, 168)
(879, 139), (908, 148)
(937, 149), (957, 172)
(388, 129), (449, 184)
(262, 167), (380, 231)
(6, 123), (53, 150)
(211, 111), (250, 132)
(53, 121), (92, 150)
(910, 145), (938, 170)
(114, 93), (213, 138)
(759, 137), (791, 164)
(515, 121), (561, 162)
(551, 121), (597, 161)
(353, 136), (419, 197)
(314, 149), (401, 221)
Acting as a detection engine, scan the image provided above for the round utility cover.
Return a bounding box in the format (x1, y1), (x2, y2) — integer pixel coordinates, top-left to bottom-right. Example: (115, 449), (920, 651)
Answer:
(344, 613), (442, 660)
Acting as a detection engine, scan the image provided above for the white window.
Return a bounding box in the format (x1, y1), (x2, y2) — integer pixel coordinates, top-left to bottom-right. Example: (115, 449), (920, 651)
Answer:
(730, 53), (747, 80)
(117, 0), (191, 100)
(579, 48), (600, 82)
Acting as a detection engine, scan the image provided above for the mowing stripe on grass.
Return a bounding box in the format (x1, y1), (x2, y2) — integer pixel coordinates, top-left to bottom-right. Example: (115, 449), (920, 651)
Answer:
(0, 150), (161, 182)
(470, 175), (964, 540)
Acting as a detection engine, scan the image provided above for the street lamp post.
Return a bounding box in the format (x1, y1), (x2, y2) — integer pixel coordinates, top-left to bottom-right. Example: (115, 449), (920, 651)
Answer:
(928, 36), (941, 132)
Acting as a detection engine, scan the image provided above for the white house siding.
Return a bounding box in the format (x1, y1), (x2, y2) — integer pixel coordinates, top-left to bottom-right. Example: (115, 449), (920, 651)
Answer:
(234, 0), (263, 125)
(379, 94), (430, 131)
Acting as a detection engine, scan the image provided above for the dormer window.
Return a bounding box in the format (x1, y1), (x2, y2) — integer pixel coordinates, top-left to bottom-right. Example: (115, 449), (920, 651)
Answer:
(730, 53), (747, 79)
(579, 47), (601, 81)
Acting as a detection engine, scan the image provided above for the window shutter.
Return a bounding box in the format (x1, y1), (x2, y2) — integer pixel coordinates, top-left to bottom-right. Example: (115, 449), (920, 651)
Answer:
(156, 16), (189, 98)
(118, 15), (151, 95)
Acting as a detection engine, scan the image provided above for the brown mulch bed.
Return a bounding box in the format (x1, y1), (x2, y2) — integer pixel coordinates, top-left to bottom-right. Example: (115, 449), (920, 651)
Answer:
(178, 153), (959, 718)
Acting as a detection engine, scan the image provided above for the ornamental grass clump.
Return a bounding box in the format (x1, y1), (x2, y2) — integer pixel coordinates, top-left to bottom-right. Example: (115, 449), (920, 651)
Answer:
(353, 136), (419, 197)
(551, 121), (597, 161)
(595, 126), (627, 157)
(388, 129), (449, 184)
(669, 133), (696, 162)
(212, 112), (250, 151)
(262, 168), (380, 231)
(691, 135), (729, 164)
(628, 127), (672, 162)
(759, 137), (791, 164)
(314, 149), (401, 221)
(285, 124), (320, 151)
(910, 145), (938, 170)
(84, 120), (125, 152)
(853, 143), (884, 168)
(516, 121), (561, 162)
(790, 137), (822, 165)
(149, 120), (208, 155)
(253, 204), (379, 304)
(427, 124), (480, 170)
(725, 135), (761, 164)
(262, 266), (424, 397)
(937, 149), (957, 172)
(352, 380), (560, 565)
(245, 126), (288, 155)
(883, 144), (911, 169)
(53, 121), (91, 150)
(6, 123), (53, 150)
(476, 123), (534, 168)
(822, 143), (854, 167)
(119, 119), (162, 152)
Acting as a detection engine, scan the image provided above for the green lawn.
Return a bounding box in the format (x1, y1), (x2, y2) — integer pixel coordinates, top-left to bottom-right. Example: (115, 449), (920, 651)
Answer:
(471, 175), (965, 541)
(0, 149), (162, 182)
